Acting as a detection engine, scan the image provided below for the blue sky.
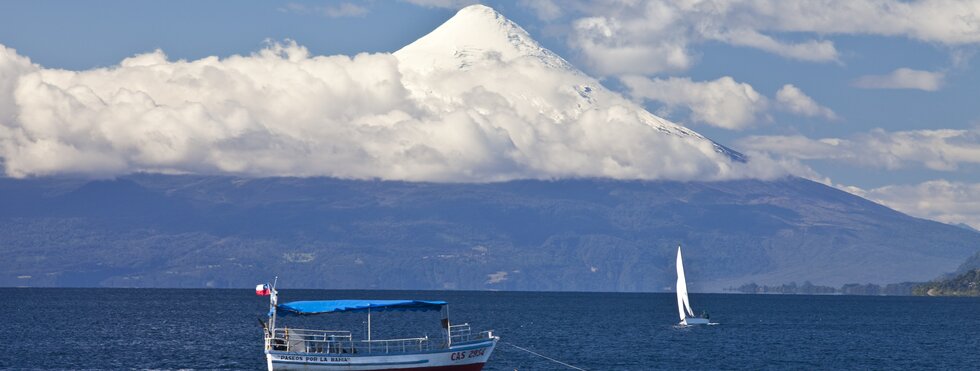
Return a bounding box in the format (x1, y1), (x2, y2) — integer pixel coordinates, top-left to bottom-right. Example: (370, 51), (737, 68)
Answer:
(1, 0), (979, 228)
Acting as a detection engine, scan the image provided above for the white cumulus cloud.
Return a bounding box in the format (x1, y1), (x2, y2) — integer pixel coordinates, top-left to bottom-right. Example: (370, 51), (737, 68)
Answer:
(621, 75), (769, 130)
(775, 84), (837, 120)
(711, 28), (839, 62)
(570, 14), (697, 75)
(621, 77), (837, 130)
(535, 0), (980, 76)
(738, 128), (980, 171)
(853, 68), (946, 91)
(842, 180), (980, 231)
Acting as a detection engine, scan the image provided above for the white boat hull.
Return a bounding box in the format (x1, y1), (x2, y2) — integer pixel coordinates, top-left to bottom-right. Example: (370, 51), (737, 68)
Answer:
(267, 339), (497, 371)
(680, 317), (710, 326)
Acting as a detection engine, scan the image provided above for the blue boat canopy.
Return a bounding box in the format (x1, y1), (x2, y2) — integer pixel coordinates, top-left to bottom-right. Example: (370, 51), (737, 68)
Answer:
(276, 300), (447, 316)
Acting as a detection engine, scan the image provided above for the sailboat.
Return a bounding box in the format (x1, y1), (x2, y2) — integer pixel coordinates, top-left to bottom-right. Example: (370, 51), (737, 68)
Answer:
(676, 245), (711, 326)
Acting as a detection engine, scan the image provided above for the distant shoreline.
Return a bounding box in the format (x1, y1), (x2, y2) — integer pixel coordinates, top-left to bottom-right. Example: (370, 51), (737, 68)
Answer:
(726, 281), (923, 296)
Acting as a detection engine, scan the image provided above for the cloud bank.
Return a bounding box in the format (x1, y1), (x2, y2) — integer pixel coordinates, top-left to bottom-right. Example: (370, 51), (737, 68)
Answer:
(532, 0), (980, 76)
(843, 180), (980, 230)
(621, 75), (768, 130)
(0, 39), (793, 181)
(741, 126), (980, 230)
(738, 128), (980, 171)
(621, 76), (836, 130)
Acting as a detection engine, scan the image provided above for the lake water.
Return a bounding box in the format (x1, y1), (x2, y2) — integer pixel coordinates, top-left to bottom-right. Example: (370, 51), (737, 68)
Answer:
(2, 288), (978, 370)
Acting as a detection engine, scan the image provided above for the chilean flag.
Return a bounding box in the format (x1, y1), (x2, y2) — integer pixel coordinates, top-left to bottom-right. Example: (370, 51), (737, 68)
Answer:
(255, 283), (271, 296)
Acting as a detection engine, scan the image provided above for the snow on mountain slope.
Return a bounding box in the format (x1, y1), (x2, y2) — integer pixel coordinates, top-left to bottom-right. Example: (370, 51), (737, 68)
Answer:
(395, 4), (574, 73)
(395, 5), (746, 165)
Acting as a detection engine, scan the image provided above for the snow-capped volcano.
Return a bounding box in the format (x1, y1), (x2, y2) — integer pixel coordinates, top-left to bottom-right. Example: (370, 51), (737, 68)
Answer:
(395, 5), (744, 165)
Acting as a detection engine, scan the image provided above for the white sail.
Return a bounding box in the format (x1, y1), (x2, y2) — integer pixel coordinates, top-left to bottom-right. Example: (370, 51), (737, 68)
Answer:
(675, 246), (695, 321)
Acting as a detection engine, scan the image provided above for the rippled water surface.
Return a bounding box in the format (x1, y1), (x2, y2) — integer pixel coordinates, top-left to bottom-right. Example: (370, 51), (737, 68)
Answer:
(2, 288), (979, 370)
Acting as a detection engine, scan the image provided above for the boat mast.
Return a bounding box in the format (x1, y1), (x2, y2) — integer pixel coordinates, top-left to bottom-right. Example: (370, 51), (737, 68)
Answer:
(269, 276), (279, 331)
(367, 307), (372, 342)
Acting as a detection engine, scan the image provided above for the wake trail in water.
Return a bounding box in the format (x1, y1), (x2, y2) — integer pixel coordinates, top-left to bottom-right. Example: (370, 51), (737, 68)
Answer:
(500, 341), (587, 370)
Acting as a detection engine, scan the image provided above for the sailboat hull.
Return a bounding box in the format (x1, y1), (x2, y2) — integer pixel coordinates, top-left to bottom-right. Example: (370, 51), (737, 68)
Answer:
(680, 317), (710, 326)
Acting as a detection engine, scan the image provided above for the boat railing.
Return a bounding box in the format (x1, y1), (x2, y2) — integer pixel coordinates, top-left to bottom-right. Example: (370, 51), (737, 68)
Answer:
(267, 328), (354, 353)
(358, 336), (432, 354)
(267, 328), (436, 355)
(450, 323), (495, 344)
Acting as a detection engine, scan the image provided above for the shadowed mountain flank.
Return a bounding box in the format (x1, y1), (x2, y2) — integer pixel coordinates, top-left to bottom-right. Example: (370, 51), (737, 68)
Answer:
(1, 175), (976, 291)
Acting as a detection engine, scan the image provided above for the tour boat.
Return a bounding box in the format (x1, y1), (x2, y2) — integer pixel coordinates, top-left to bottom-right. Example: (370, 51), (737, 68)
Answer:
(256, 283), (498, 371)
(676, 246), (713, 326)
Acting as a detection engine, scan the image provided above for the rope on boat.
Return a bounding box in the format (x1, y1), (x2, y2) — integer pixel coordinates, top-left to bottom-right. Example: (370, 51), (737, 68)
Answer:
(501, 341), (587, 370)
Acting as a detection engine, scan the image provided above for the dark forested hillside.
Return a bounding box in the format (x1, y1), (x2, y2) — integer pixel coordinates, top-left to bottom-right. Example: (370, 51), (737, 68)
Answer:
(915, 269), (980, 296)
(1, 175), (978, 291)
